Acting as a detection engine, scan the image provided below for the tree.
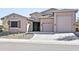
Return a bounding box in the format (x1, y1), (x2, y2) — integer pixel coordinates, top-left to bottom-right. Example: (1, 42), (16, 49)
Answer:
(3, 18), (9, 32)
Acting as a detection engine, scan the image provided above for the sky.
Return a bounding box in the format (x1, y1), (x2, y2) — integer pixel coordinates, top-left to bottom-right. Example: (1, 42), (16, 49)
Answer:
(0, 8), (48, 24)
(0, 8), (78, 24)
(0, 8), (78, 18)
(0, 8), (48, 18)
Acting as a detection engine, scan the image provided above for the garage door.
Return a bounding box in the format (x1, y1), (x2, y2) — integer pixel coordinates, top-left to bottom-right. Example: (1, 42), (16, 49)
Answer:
(42, 24), (53, 32)
(56, 16), (72, 32)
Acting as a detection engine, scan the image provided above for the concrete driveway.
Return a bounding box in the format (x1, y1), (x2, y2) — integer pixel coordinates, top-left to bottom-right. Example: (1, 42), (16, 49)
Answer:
(31, 33), (78, 40)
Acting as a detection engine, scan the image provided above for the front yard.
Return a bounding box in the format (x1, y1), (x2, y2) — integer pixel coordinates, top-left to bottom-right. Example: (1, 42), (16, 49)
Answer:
(0, 32), (79, 41)
(0, 32), (34, 39)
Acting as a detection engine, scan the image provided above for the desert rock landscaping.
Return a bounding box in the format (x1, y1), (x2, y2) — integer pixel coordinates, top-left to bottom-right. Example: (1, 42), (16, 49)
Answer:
(0, 32), (34, 39)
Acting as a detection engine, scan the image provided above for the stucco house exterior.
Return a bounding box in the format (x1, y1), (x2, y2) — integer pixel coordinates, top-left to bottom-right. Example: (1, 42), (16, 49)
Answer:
(1, 8), (78, 33)
(29, 8), (78, 33)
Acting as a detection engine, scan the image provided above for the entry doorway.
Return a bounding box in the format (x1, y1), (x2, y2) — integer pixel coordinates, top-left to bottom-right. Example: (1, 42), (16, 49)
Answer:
(33, 22), (40, 31)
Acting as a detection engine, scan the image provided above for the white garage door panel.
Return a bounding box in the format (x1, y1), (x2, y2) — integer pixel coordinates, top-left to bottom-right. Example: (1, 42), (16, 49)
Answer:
(42, 24), (53, 32)
(57, 16), (72, 32)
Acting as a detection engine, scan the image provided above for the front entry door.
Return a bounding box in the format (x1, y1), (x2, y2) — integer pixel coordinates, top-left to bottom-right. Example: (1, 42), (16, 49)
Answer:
(33, 22), (40, 31)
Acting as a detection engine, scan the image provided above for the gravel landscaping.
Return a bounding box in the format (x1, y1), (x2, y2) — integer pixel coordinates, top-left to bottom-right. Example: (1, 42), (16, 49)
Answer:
(0, 32), (34, 39)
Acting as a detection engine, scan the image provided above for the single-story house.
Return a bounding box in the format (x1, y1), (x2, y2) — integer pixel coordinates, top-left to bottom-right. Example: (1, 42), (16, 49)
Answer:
(1, 8), (78, 33)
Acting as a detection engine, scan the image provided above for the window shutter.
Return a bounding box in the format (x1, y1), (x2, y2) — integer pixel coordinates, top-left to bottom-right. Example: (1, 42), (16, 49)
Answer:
(18, 21), (21, 28)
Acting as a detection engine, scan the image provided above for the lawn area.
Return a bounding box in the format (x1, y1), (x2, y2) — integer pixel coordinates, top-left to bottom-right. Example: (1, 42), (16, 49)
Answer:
(0, 32), (34, 39)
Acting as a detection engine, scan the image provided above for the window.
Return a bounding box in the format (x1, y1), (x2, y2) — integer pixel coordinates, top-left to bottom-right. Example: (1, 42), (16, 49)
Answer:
(11, 21), (18, 27)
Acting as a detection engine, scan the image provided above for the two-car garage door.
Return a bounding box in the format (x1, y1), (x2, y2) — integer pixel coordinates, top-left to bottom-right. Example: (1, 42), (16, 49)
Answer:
(56, 16), (72, 32)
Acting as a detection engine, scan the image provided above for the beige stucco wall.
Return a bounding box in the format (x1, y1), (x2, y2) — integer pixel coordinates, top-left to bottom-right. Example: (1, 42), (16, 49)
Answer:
(4, 14), (28, 32)
(30, 11), (76, 33)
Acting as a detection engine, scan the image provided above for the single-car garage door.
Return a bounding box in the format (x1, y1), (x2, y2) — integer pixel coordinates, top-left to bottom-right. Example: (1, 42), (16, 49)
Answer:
(41, 18), (54, 32)
(42, 23), (53, 32)
(56, 16), (72, 32)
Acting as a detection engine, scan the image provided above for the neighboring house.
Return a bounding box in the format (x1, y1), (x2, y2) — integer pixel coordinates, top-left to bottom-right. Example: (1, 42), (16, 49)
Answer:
(1, 8), (78, 33)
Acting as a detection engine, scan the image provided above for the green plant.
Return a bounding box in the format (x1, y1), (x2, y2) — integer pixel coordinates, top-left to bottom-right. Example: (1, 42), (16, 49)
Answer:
(3, 19), (9, 32)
